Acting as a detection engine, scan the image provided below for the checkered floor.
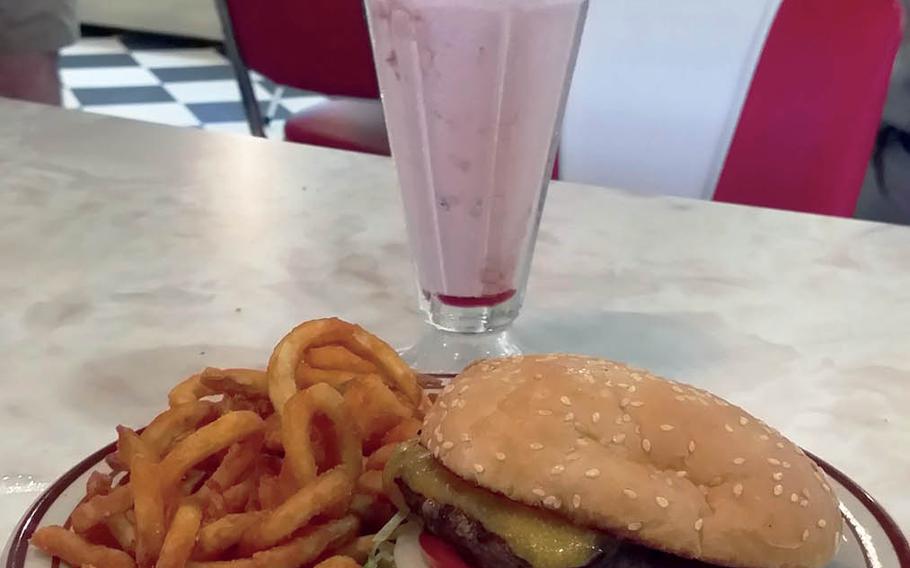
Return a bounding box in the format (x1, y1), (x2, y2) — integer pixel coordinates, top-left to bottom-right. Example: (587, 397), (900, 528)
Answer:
(60, 34), (327, 139)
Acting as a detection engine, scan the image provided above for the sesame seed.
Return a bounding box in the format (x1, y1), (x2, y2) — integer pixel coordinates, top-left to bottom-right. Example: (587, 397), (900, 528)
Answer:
(560, 396), (572, 406)
(759, 434), (770, 441)
(627, 522), (642, 531)
(656, 496), (670, 508)
(564, 412), (575, 422)
(660, 424), (675, 431)
(434, 447), (440, 458)
(572, 494), (582, 508)
(533, 373), (544, 380)
(436, 431), (444, 442)
(537, 409), (553, 416)
(529, 443), (544, 450)
(459, 385), (470, 394)
(623, 489), (638, 499)
(773, 484), (783, 496)
(438, 401), (448, 409)
(800, 499), (809, 507)
(622, 414), (632, 423)
(474, 464), (485, 473)
(543, 495), (561, 509)
(733, 457), (746, 465)
(677, 470), (688, 478)
(739, 416), (749, 426)
(642, 439), (652, 453)
(802, 529), (810, 542)
(612, 433), (626, 444)
(533, 488), (546, 497)
(695, 518), (704, 531)
(672, 386), (684, 393)
(576, 437), (590, 447)
(675, 395), (687, 402)
(631, 373), (643, 382)
(567, 452), (581, 461)
(620, 398), (631, 408)
(802, 488), (811, 498)
(457, 399), (466, 408)
(551, 465), (565, 475)
(823, 483), (831, 493)
(618, 383), (629, 389)
(776, 442), (785, 449)
(665, 478), (674, 487)
(443, 384), (455, 394)
(688, 441), (696, 453)
(592, 412), (601, 423)
(767, 458), (781, 466)
(790, 493), (799, 503)
(724, 424), (734, 433)
(733, 484), (744, 497)
(772, 472), (783, 481)
(585, 468), (601, 479)
(614, 417), (623, 425)
(628, 385), (637, 393)
(630, 401), (645, 407)
(782, 461), (791, 469)
(442, 441), (454, 450)
(817, 519), (827, 528)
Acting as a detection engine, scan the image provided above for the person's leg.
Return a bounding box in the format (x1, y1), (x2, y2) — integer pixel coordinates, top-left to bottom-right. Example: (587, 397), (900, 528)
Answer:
(0, 52), (62, 105)
(0, 0), (77, 105)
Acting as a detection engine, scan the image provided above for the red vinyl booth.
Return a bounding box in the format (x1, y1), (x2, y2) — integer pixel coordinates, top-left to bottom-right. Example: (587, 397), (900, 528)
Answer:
(215, 0), (390, 155)
(713, 0), (903, 216)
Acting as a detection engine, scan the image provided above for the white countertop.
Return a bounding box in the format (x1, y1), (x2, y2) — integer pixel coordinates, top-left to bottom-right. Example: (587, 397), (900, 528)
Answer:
(0, 99), (907, 540)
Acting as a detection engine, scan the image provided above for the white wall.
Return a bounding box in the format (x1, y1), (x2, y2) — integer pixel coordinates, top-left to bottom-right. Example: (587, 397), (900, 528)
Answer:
(79, 0), (223, 40)
(560, 0), (783, 199)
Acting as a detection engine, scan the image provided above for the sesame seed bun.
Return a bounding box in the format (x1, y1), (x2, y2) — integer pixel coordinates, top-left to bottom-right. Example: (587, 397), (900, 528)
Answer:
(420, 355), (842, 568)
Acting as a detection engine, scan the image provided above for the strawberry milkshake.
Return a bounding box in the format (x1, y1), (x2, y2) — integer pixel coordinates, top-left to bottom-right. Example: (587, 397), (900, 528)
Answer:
(365, 0), (588, 333)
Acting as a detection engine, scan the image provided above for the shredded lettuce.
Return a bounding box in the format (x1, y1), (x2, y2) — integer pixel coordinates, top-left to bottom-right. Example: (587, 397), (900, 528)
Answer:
(363, 540), (396, 568)
(363, 510), (412, 568)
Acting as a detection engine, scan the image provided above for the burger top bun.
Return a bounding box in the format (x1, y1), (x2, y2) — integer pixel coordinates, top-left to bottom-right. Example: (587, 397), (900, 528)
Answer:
(420, 355), (841, 568)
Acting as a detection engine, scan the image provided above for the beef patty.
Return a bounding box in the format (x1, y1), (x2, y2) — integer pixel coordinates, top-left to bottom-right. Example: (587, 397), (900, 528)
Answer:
(400, 482), (718, 568)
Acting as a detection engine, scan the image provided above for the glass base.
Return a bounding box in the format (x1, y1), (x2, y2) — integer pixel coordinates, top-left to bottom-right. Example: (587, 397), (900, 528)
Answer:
(399, 327), (524, 375)
(422, 291), (521, 333)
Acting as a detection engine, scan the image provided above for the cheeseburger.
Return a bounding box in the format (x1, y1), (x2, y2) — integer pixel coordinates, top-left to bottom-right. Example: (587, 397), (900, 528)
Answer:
(381, 355), (842, 568)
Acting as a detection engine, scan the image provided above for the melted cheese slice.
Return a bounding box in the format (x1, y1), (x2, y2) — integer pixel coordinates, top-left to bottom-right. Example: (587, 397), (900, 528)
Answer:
(385, 441), (614, 568)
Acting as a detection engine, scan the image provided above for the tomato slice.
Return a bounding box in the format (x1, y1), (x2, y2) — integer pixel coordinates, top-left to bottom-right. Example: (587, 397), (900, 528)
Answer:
(419, 531), (473, 568)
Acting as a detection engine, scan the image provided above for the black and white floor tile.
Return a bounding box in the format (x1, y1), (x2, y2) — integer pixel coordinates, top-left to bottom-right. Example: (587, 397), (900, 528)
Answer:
(60, 34), (327, 139)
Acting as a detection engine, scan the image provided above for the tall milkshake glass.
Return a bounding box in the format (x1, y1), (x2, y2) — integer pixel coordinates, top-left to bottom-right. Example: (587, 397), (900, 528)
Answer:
(364, 0), (588, 372)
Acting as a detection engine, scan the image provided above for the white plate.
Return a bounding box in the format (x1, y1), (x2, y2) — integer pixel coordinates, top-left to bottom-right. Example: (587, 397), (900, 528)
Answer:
(4, 440), (907, 568)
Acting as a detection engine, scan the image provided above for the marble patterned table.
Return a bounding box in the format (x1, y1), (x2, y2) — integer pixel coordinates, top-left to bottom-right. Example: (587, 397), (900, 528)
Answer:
(0, 99), (908, 541)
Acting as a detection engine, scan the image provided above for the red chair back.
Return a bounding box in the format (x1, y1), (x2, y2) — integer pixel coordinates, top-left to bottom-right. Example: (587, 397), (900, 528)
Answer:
(223, 0), (380, 99)
(713, 0), (903, 216)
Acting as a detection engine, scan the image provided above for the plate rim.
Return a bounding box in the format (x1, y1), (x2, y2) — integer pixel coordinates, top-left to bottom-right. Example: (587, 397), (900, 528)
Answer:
(7, 437), (909, 568)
